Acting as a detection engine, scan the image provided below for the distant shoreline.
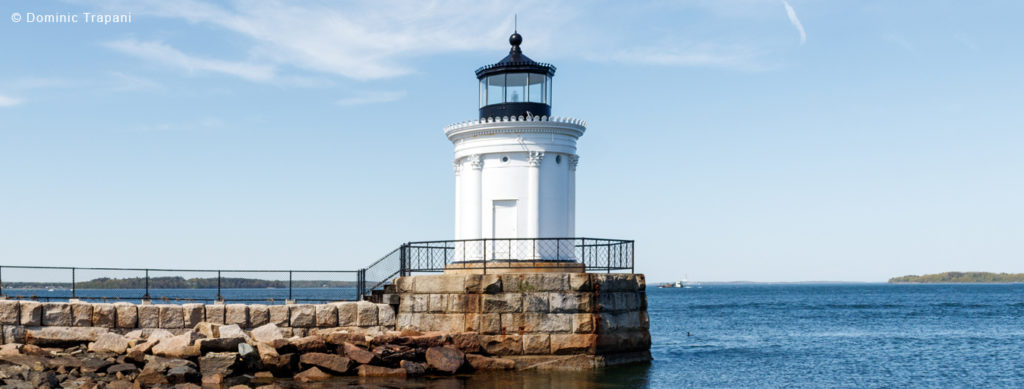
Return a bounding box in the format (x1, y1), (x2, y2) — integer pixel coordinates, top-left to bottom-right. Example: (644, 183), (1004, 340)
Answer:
(889, 271), (1024, 283)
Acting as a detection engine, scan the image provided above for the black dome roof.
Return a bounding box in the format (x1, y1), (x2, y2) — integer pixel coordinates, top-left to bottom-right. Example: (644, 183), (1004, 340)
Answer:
(475, 32), (555, 79)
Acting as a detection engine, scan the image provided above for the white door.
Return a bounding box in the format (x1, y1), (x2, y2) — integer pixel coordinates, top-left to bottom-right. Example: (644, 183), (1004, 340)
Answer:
(491, 200), (517, 259)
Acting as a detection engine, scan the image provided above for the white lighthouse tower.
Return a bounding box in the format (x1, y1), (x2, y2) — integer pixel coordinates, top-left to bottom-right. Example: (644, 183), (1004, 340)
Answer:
(445, 31), (586, 271)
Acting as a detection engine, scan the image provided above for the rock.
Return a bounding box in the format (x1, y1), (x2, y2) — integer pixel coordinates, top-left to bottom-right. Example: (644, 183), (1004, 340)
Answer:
(299, 352), (352, 374)
(166, 365), (200, 384)
(268, 305), (289, 326)
(378, 304), (396, 327)
(237, 343), (263, 371)
(19, 344), (49, 356)
(523, 334), (551, 354)
(205, 304), (226, 324)
(3, 325), (26, 344)
(0, 343), (21, 356)
(193, 322), (219, 338)
(70, 303), (93, 326)
(217, 324), (252, 343)
(148, 328), (176, 340)
(138, 305), (161, 328)
(151, 333), (201, 358)
(356, 301), (378, 326)
(198, 337), (244, 353)
(90, 303), (116, 328)
(342, 342), (377, 365)
(480, 335), (523, 355)
(402, 333), (449, 348)
(465, 354), (515, 370)
(42, 303), (72, 326)
(291, 336), (327, 353)
(251, 371), (275, 386)
(449, 332), (481, 353)
(550, 334), (597, 355)
(182, 304), (205, 327)
(27, 370), (59, 387)
(225, 305), (249, 327)
(314, 304), (338, 327)
(482, 274), (502, 294)
(249, 304), (270, 327)
(358, 365), (406, 377)
(325, 331), (367, 347)
(400, 360), (425, 376)
(294, 366), (331, 383)
(177, 384), (203, 389)
(88, 332), (129, 354)
(251, 323), (284, 344)
(199, 352), (238, 377)
(0, 301), (19, 325)
(483, 294), (522, 313)
(114, 303), (138, 328)
(26, 327), (109, 347)
(425, 346), (465, 374)
(135, 367), (169, 386)
(336, 303), (357, 326)
(107, 363), (139, 376)
(159, 305), (185, 329)
(77, 356), (112, 374)
(202, 373), (225, 385)
(19, 301), (42, 326)
(289, 305), (315, 328)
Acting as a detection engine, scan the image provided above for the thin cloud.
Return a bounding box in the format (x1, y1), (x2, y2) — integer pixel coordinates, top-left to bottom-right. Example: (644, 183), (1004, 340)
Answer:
(336, 91), (407, 106)
(0, 95), (22, 107)
(103, 39), (275, 81)
(783, 1), (807, 45)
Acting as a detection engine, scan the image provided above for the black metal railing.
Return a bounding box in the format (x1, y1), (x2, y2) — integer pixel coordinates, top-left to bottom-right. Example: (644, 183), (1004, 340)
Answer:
(2, 238), (634, 302)
(360, 237), (633, 296)
(0, 266), (359, 304)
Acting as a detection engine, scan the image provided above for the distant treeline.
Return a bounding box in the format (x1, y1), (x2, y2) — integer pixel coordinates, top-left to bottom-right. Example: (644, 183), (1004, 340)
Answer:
(3, 276), (356, 289)
(889, 272), (1024, 283)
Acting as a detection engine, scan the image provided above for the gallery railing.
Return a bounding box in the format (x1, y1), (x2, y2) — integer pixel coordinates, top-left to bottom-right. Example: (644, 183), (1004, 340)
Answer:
(360, 237), (634, 296)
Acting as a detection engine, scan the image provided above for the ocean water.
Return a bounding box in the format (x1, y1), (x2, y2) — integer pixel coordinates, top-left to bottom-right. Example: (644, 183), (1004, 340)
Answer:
(640, 283), (1024, 388)
(7, 284), (1024, 388)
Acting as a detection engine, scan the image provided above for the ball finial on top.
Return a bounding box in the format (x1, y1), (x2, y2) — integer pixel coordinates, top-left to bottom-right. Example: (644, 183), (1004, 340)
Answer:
(509, 32), (523, 47)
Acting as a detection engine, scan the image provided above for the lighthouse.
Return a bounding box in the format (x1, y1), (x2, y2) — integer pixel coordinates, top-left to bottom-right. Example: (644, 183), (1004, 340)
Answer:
(444, 31), (587, 272)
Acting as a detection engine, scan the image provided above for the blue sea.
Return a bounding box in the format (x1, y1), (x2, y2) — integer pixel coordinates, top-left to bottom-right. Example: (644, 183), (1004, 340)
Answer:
(6, 283), (1024, 388)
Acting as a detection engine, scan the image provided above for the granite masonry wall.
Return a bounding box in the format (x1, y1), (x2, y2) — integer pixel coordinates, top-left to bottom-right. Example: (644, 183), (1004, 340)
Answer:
(0, 300), (395, 344)
(386, 272), (651, 366)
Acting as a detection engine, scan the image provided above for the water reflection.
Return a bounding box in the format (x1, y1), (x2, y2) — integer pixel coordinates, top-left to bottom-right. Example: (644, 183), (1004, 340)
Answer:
(281, 365), (653, 388)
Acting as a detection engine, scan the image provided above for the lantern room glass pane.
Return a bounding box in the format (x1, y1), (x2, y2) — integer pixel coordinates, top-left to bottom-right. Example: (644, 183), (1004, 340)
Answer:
(505, 73), (527, 103)
(528, 74), (546, 103)
(479, 79), (486, 107)
(487, 75), (504, 105)
(546, 77), (552, 106)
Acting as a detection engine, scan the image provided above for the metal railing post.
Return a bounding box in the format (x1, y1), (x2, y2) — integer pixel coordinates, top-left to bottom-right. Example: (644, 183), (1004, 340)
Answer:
(482, 239), (487, 274)
(1, 266), (4, 297)
(288, 271), (293, 301)
(631, 241), (635, 274)
(144, 269), (150, 299)
(71, 268), (76, 298)
(399, 244), (407, 277)
(217, 271), (222, 301)
(358, 269), (365, 300)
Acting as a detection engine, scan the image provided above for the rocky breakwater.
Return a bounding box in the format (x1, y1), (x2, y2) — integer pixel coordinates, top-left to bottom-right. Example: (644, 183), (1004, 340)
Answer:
(0, 321), (522, 387)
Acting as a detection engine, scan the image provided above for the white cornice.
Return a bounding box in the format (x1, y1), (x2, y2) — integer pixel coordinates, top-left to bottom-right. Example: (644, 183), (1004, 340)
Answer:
(444, 115), (586, 142)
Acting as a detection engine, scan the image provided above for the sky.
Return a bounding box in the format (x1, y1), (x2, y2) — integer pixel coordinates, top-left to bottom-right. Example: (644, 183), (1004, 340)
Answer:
(1, 0), (1022, 283)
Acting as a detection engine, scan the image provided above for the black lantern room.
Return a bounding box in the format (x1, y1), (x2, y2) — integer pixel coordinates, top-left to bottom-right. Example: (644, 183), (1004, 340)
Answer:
(475, 32), (556, 119)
